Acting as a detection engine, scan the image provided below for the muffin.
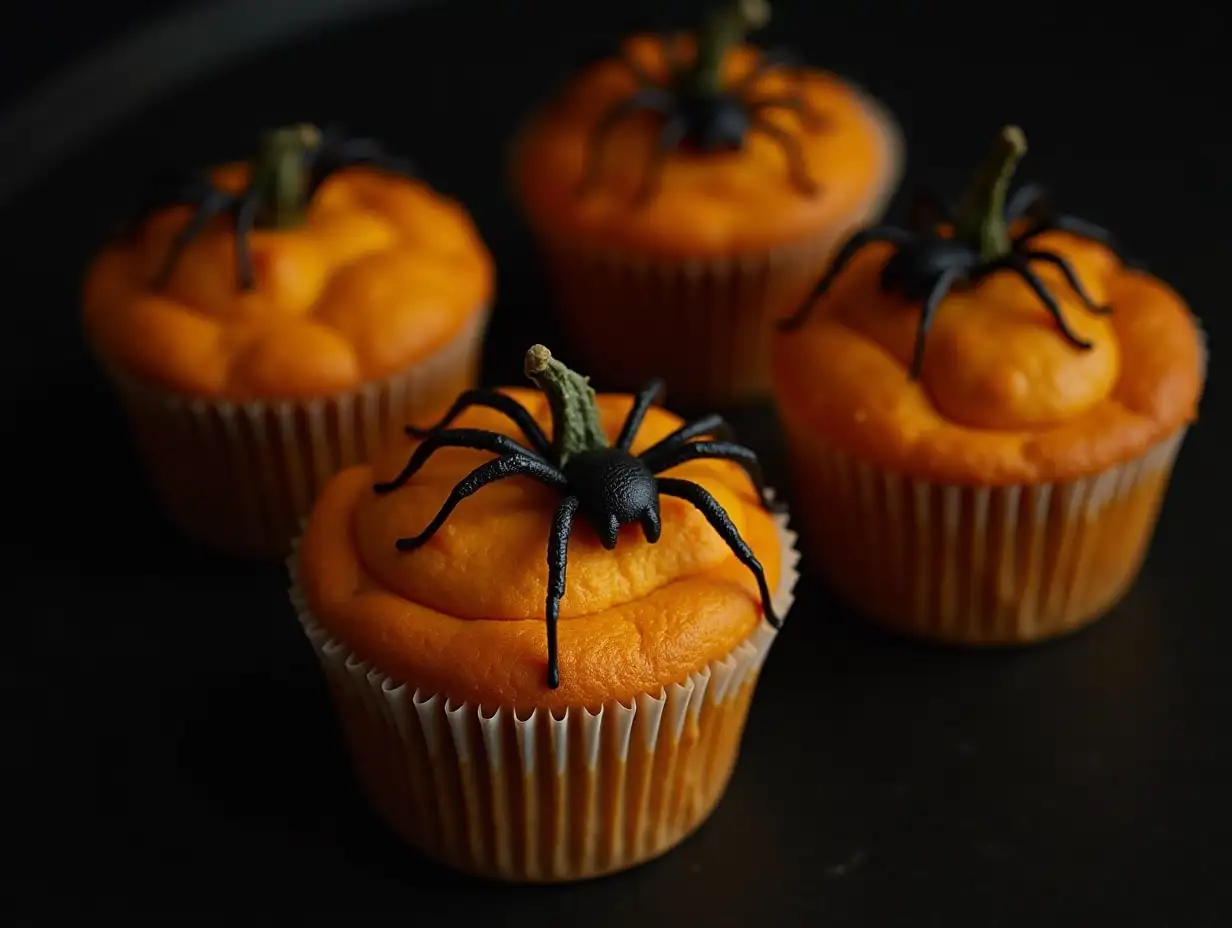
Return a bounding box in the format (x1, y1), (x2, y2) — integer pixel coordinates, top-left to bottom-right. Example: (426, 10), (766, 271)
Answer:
(511, 0), (902, 406)
(289, 345), (798, 881)
(773, 125), (1204, 644)
(82, 124), (493, 558)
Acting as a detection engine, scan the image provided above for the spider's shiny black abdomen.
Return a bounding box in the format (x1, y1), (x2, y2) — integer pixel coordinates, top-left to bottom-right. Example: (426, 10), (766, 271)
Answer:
(681, 93), (752, 152)
(564, 448), (659, 548)
(881, 239), (980, 300)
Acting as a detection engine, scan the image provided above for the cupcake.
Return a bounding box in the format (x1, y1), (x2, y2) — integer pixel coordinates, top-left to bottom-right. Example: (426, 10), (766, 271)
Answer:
(511, 0), (901, 406)
(289, 345), (798, 881)
(82, 124), (493, 558)
(773, 125), (1205, 644)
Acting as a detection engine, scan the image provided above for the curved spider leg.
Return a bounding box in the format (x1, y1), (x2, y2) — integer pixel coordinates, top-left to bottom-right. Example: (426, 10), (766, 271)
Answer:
(638, 413), (735, 459)
(731, 47), (803, 92)
(908, 266), (966, 380)
(635, 112), (690, 204)
(615, 379), (666, 450)
(657, 478), (780, 629)
(394, 455), (567, 551)
(543, 495), (581, 689)
(122, 172), (216, 237)
(749, 97), (826, 132)
(778, 227), (913, 331)
(152, 186), (239, 289)
(1021, 251), (1112, 315)
(908, 191), (956, 233)
(309, 138), (417, 195)
(577, 88), (677, 196)
(750, 118), (818, 197)
(1005, 182), (1050, 222)
(373, 429), (546, 495)
(645, 441), (785, 513)
(233, 190), (262, 291)
(403, 389), (553, 460)
(1008, 257), (1094, 351)
(640, 499), (662, 543)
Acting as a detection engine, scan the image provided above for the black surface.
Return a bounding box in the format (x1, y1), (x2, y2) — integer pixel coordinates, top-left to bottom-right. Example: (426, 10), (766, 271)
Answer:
(3, 0), (1231, 923)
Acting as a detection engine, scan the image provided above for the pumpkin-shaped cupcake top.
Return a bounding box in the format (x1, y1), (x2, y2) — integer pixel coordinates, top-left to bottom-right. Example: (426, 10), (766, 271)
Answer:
(773, 126), (1205, 486)
(512, 0), (899, 257)
(83, 125), (493, 401)
(297, 346), (788, 710)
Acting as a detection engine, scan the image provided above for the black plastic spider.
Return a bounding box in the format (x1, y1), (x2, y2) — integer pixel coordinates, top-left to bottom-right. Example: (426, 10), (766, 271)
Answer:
(372, 345), (786, 690)
(778, 125), (1123, 379)
(128, 124), (416, 291)
(577, 0), (826, 202)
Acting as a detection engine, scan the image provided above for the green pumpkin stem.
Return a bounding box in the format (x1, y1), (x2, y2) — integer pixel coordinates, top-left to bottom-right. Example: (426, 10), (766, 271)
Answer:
(250, 123), (322, 230)
(524, 345), (608, 464)
(684, 0), (770, 96)
(954, 125), (1028, 261)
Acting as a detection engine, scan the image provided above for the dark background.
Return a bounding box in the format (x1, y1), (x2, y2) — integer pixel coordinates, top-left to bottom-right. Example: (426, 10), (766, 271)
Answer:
(2, 0), (1229, 923)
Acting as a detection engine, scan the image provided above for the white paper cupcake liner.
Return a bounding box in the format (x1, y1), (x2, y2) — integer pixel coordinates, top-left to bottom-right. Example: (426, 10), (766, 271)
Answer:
(782, 424), (1187, 644)
(288, 501), (799, 882)
(519, 84), (904, 407)
(98, 307), (488, 559)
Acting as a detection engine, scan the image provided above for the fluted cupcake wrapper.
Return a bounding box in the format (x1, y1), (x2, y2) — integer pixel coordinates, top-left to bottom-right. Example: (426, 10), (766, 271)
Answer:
(783, 424), (1187, 644)
(96, 308), (488, 559)
(537, 231), (851, 407)
(287, 504), (799, 883)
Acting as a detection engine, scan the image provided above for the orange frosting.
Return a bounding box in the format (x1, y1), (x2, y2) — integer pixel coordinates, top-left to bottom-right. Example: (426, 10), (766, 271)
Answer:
(513, 35), (898, 257)
(297, 388), (784, 711)
(82, 165), (493, 400)
(773, 232), (1204, 485)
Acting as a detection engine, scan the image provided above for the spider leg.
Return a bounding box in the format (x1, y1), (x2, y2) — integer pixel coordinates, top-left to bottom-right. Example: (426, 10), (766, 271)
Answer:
(394, 454), (567, 552)
(638, 413), (735, 459)
(615, 379), (666, 450)
(373, 429), (546, 495)
(641, 501), (662, 543)
(749, 96), (826, 132)
(635, 112), (690, 204)
(576, 88), (676, 195)
(644, 441), (784, 513)
(908, 266), (966, 380)
(122, 171), (217, 237)
(750, 117), (818, 197)
(1005, 182), (1050, 222)
(403, 390), (553, 460)
(778, 227), (914, 331)
(309, 138), (417, 195)
(657, 478), (780, 629)
(544, 495), (580, 689)
(152, 187), (239, 289)
(1008, 257), (1094, 351)
(1021, 250), (1112, 315)
(233, 190), (261, 291)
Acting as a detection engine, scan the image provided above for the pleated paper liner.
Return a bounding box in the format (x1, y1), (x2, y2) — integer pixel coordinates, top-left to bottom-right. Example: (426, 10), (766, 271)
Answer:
(518, 91), (904, 408)
(781, 416), (1187, 644)
(287, 503), (799, 883)
(98, 307), (488, 560)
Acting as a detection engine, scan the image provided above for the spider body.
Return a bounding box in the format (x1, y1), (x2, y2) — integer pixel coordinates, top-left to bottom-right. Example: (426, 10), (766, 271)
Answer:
(578, 1), (824, 201)
(374, 346), (785, 690)
(779, 126), (1121, 379)
(562, 448), (662, 548)
(679, 91), (753, 152)
(127, 124), (417, 291)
